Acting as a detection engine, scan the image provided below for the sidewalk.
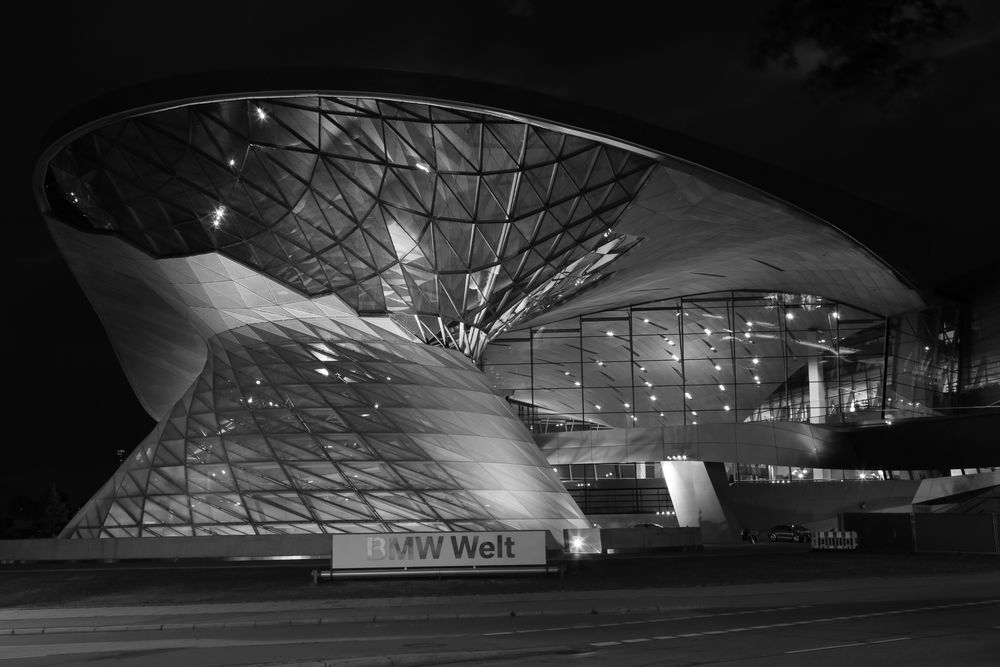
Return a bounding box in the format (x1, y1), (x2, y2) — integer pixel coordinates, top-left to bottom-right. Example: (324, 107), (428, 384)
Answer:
(3, 571), (997, 636)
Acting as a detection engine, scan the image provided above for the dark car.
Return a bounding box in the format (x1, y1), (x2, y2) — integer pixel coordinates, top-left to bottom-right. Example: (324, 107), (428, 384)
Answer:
(767, 524), (811, 543)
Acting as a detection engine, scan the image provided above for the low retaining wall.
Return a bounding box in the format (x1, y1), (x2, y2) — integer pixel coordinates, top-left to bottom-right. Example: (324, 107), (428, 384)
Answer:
(601, 527), (701, 553)
(0, 534), (333, 562)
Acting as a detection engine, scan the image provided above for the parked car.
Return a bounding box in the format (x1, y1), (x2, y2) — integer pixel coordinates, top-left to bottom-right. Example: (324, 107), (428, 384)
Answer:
(767, 524), (811, 543)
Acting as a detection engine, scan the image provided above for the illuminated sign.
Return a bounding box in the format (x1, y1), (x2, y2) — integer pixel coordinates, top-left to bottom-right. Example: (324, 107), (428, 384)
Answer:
(331, 531), (546, 569)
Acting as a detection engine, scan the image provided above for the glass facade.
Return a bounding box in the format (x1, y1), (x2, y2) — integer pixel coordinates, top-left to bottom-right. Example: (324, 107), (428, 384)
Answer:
(63, 318), (590, 538)
(485, 291), (958, 431)
(48, 96), (656, 358)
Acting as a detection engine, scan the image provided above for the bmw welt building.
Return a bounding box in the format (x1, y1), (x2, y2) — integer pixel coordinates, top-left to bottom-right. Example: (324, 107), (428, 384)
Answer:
(29, 77), (998, 555)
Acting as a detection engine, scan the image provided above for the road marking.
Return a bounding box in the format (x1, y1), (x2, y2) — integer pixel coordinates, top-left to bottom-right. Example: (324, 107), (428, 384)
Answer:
(787, 641), (867, 654)
(579, 600), (997, 650)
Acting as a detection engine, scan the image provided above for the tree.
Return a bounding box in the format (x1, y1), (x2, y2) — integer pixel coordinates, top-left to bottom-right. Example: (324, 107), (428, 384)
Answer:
(37, 483), (69, 537)
(752, 0), (968, 107)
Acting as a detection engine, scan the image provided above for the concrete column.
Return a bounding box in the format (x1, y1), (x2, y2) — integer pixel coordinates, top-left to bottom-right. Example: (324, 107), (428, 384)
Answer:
(661, 461), (734, 543)
(808, 332), (827, 423)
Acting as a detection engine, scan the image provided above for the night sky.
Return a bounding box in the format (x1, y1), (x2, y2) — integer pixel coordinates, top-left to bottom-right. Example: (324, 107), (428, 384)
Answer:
(2, 1), (998, 520)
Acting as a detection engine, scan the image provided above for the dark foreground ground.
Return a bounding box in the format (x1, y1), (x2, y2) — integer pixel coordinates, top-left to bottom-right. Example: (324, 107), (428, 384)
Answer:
(1, 544), (997, 609)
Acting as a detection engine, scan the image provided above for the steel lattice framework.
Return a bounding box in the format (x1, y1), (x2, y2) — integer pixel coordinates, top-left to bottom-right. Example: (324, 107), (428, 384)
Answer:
(49, 96), (655, 358)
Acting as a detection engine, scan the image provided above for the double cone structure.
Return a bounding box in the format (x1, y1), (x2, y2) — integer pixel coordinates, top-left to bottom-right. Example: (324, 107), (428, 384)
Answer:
(44, 95), (657, 538)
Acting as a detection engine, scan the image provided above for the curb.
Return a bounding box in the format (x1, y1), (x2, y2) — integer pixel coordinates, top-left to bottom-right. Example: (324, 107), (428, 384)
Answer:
(243, 645), (575, 666)
(4, 604), (656, 636)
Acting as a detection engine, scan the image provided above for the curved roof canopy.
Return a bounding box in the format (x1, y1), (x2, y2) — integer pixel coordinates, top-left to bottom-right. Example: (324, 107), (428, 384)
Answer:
(46, 95), (656, 356)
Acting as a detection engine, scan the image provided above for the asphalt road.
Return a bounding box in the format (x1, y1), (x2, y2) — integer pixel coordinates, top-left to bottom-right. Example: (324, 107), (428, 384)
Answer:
(2, 572), (997, 666)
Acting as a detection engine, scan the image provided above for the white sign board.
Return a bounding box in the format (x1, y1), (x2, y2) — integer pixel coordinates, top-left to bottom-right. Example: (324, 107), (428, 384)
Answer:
(331, 531), (546, 569)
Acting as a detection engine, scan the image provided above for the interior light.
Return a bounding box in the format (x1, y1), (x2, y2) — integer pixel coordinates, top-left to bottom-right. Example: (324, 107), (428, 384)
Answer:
(315, 368), (330, 376)
(714, 364), (722, 371)
(723, 405), (731, 411)
(832, 311), (840, 319)
(671, 354), (680, 361)
(564, 371), (571, 375)
(650, 395), (657, 401)
(645, 381), (653, 387)
(255, 106), (267, 121)
(623, 402), (630, 408)
(719, 384), (726, 391)
(361, 413), (371, 418)
(255, 379), (261, 385)
(659, 412), (664, 417)
(692, 421), (697, 425)
(752, 358), (760, 365)
(744, 332), (751, 338)
(684, 392), (693, 400)
(786, 312), (795, 320)
(691, 410), (697, 416)
(704, 328), (712, 335)
(643, 318), (650, 324)
(606, 331), (614, 336)
(415, 162), (431, 173)
(595, 405), (601, 410)
(210, 205), (226, 228)
(639, 366), (646, 372)
(574, 381), (581, 386)
(374, 403), (379, 409)
(228, 158), (236, 167)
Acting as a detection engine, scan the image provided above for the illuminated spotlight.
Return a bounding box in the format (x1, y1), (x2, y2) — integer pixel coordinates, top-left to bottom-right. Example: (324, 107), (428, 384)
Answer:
(254, 106), (267, 121)
(564, 371), (571, 375)
(639, 366), (646, 372)
(643, 318), (650, 324)
(594, 404), (602, 410)
(684, 392), (693, 400)
(752, 357), (760, 365)
(691, 410), (697, 416)
(210, 205), (226, 228)
(228, 158), (236, 167)
(785, 312), (795, 320)
(659, 412), (664, 417)
(650, 395), (657, 401)
(373, 403), (379, 409)
(723, 405), (731, 411)
(570, 535), (585, 552)
(719, 384), (726, 391)
(692, 420), (697, 425)
(623, 402), (630, 408)
(255, 379), (261, 385)
(574, 381), (581, 386)
(713, 364), (722, 371)
(605, 331), (615, 336)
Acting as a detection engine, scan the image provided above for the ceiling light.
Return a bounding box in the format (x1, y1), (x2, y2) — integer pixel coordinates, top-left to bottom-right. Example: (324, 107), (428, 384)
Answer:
(684, 392), (693, 400)
(714, 364), (722, 371)
(255, 106), (267, 121)
(719, 384), (726, 391)
(786, 312), (795, 320)
(723, 405), (730, 411)
(752, 358), (759, 365)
